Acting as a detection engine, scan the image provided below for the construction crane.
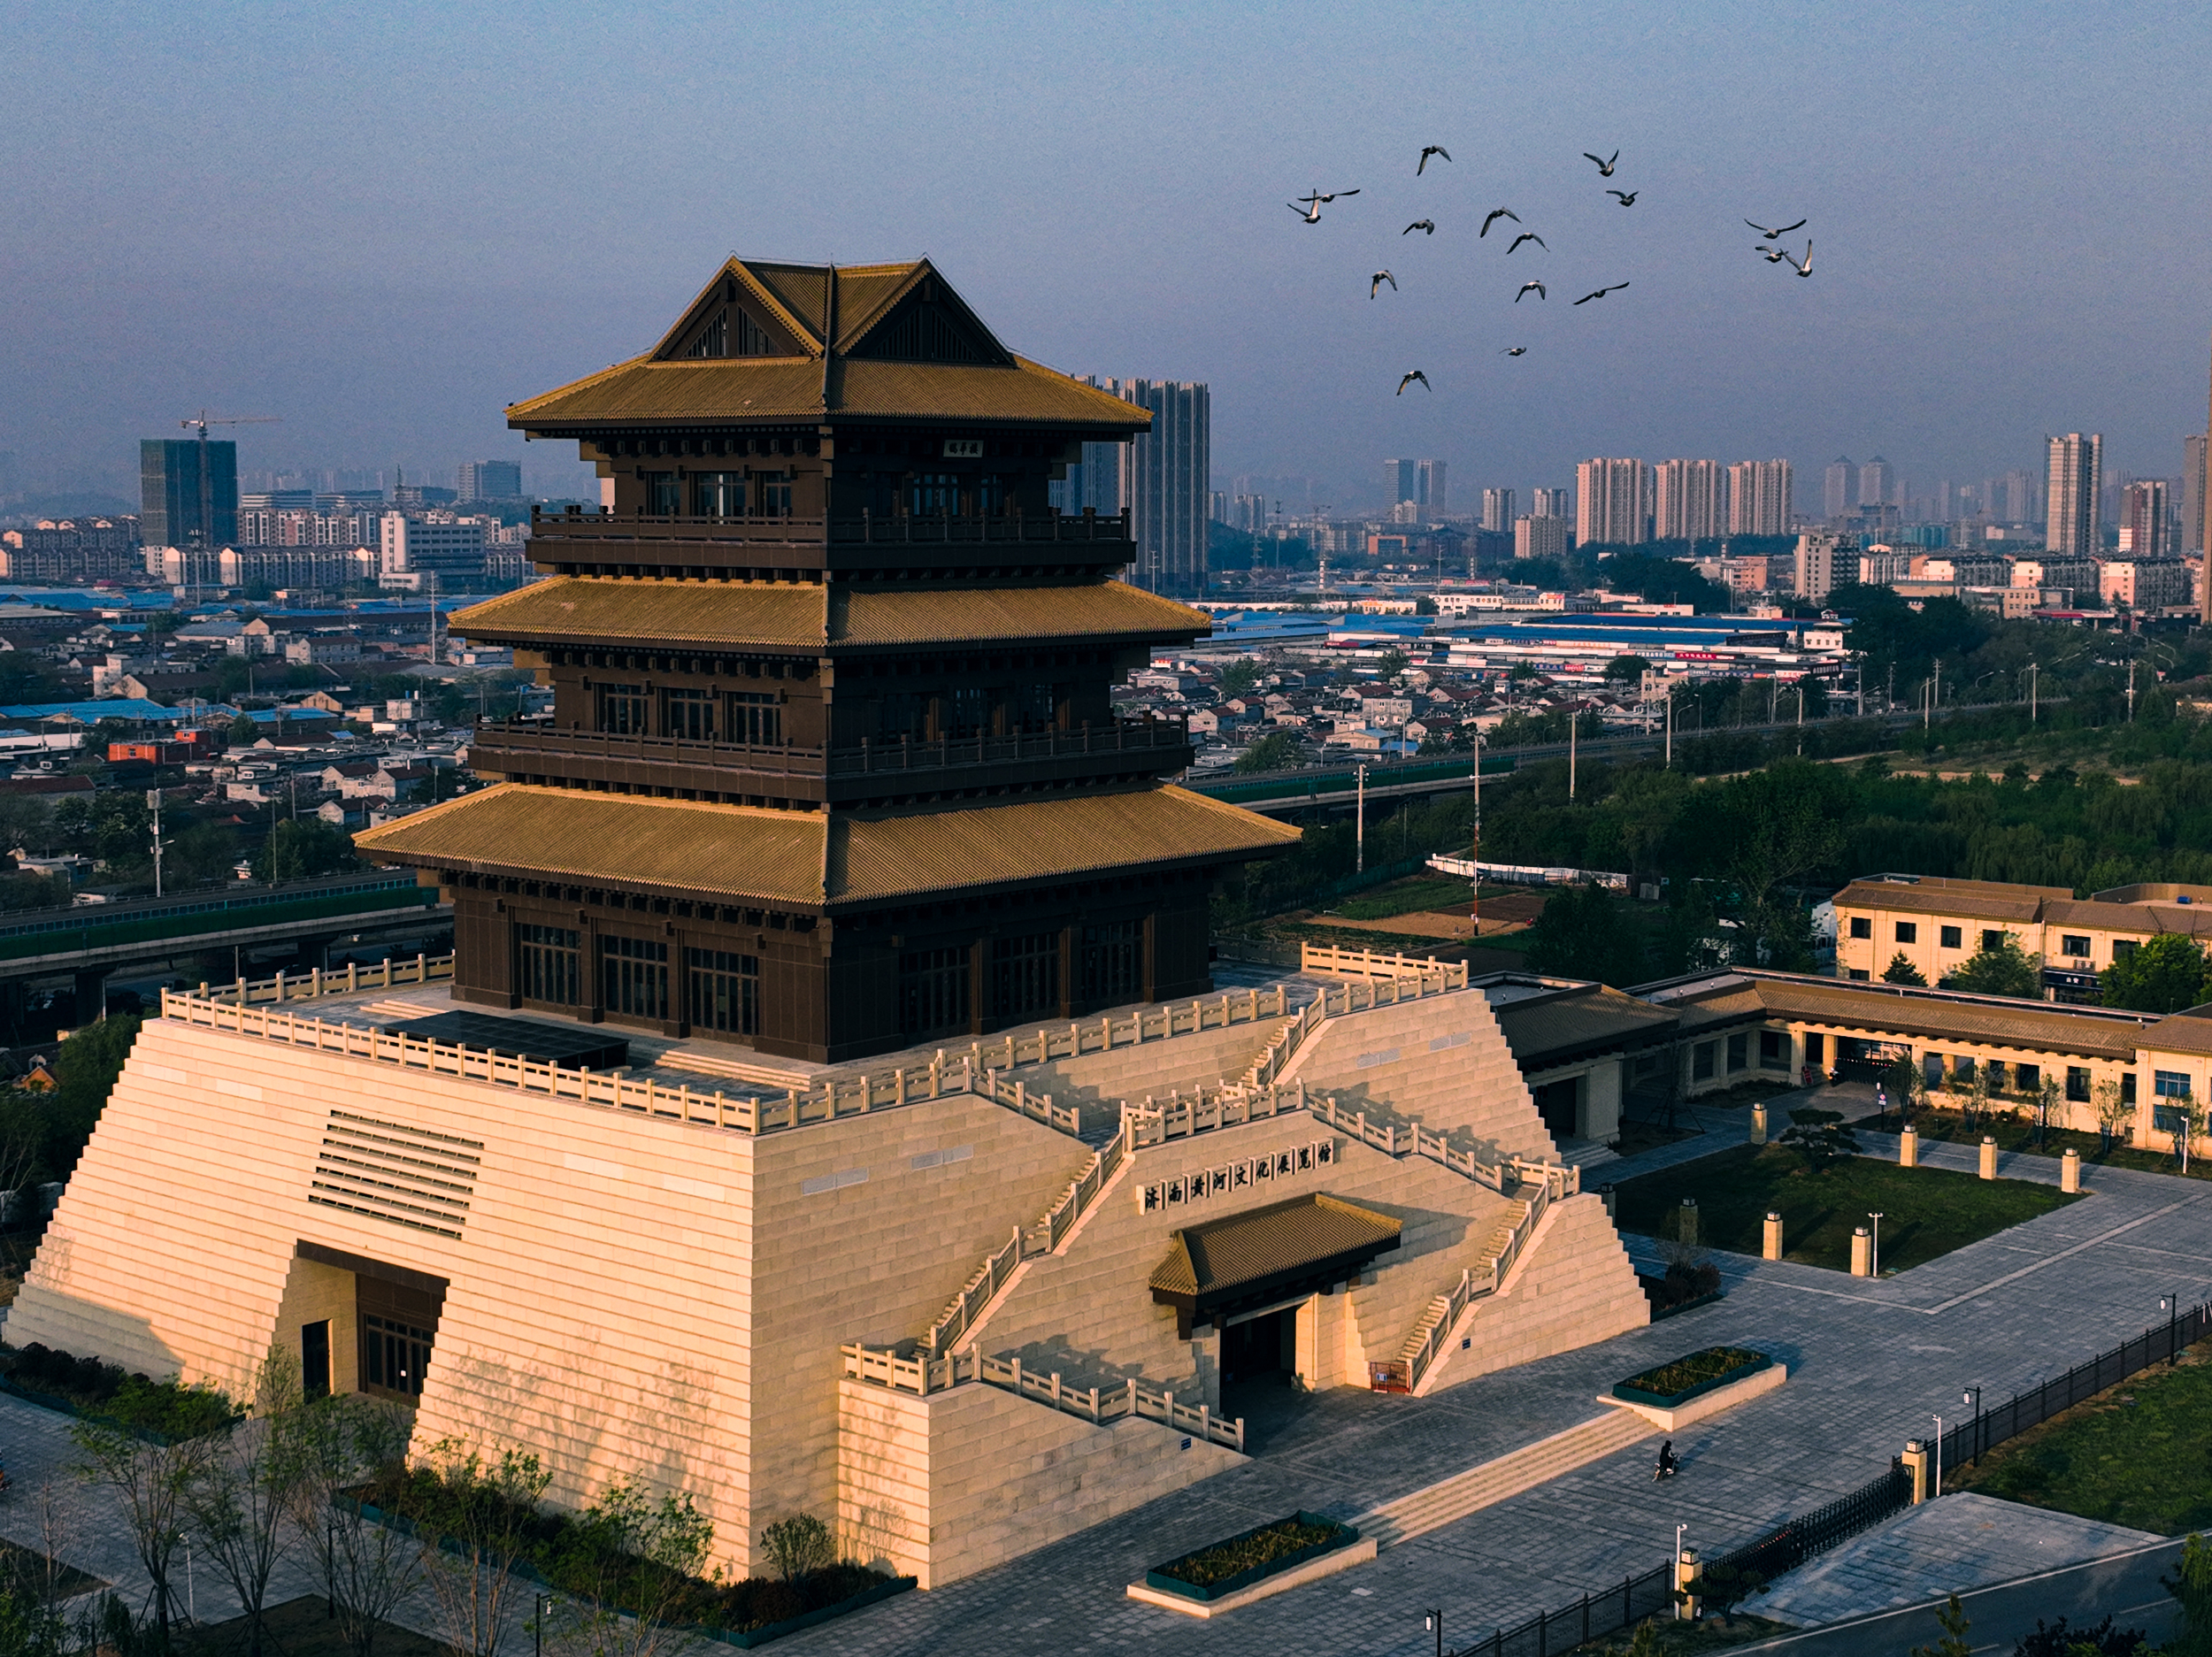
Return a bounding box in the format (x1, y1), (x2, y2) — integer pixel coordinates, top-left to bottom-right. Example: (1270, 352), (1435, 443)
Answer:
(177, 411), (278, 597)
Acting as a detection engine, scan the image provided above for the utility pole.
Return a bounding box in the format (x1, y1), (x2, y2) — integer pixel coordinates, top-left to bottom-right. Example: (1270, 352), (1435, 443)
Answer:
(1470, 735), (1482, 938)
(2128, 658), (2138, 722)
(147, 788), (163, 898)
(2029, 661), (2039, 723)
(1356, 763), (1367, 873)
(1664, 687), (1672, 766)
(1569, 699), (1578, 800)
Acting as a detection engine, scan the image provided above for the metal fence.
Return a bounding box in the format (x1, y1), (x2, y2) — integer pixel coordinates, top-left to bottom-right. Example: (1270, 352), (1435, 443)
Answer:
(1445, 1300), (2212, 1654)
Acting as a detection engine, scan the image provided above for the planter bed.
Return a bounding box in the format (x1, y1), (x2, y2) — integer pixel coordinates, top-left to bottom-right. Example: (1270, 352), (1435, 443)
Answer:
(1144, 1512), (1361, 1604)
(343, 1496), (911, 1648)
(1637, 1277), (1724, 1322)
(0, 1344), (239, 1442)
(1615, 1346), (1770, 1408)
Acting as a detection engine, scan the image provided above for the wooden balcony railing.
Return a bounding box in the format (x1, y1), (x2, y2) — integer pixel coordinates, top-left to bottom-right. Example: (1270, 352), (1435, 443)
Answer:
(469, 717), (1189, 779)
(527, 507), (1133, 547)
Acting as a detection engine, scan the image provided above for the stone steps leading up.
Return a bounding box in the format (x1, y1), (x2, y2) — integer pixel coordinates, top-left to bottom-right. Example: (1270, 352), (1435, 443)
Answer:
(1356, 1408), (1654, 1547)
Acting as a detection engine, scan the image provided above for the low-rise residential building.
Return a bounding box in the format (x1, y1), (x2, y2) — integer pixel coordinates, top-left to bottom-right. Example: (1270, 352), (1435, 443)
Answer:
(1831, 873), (2212, 1000)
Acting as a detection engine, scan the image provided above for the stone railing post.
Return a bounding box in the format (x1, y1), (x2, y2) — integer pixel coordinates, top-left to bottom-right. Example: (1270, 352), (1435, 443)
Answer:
(1763, 1210), (1783, 1260)
(1675, 1548), (1701, 1621)
(1851, 1225), (1872, 1277)
(1899, 1125), (1918, 1167)
(1677, 1197), (1698, 1247)
(1901, 1438), (1931, 1503)
(2061, 1147), (2081, 1193)
(1979, 1135), (1998, 1180)
(1749, 1101), (1767, 1145)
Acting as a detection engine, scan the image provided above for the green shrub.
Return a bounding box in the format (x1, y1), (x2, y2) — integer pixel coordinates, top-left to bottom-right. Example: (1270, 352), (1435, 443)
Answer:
(1155, 1515), (1347, 1588)
(1618, 1346), (1767, 1400)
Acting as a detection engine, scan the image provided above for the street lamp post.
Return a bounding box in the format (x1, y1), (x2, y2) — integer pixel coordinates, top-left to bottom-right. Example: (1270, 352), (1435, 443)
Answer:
(1962, 1385), (1982, 1466)
(1932, 1414), (1943, 1497)
(2162, 1292), (2181, 1366)
(1868, 1211), (1884, 1277)
(1425, 1607), (1443, 1657)
(536, 1592), (551, 1657)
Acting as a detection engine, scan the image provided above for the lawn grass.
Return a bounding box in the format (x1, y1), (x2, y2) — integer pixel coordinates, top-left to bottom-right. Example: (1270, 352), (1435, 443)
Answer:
(1332, 875), (1476, 920)
(1942, 1347), (2212, 1535)
(1571, 1609), (1793, 1654)
(1611, 1143), (2083, 1273)
(1874, 1104), (2212, 1185)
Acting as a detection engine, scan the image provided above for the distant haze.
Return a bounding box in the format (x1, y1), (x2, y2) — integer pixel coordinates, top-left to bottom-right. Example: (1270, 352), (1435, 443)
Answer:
(4, 1), (2208, 510)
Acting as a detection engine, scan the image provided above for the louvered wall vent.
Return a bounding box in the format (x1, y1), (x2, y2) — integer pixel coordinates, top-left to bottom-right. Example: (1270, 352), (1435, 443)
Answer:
(309, 1110), (483, 1239)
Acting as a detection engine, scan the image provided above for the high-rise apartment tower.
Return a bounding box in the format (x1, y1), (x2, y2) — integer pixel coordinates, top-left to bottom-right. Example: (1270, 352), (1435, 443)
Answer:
(2046, 433), (2105, 556)
(1416, 459), (1447, 516)
(140, 438), (238, 549)
(1824, 458), (1855, 523)
(1655, 459), (1724, 541)
(2121, 480), (2168, 559)
(1480, 488), (1515, 533)
(1532, 487), (1570, 521)
(457, 460), (523, 502)
(1575, 458), (1653, 547)
(1726, 459), (1793, 535)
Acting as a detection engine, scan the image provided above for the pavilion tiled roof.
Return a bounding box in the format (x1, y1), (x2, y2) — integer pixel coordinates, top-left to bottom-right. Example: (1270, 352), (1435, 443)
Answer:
(1149, 1194), (1402, 1301)
(353, 782), (1300, 907)
(505, 257), (1149, 433)
(449, 577), (1211, 652)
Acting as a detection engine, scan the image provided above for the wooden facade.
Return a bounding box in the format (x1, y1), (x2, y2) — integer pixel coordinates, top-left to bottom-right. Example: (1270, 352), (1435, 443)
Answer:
(357, 257), (1296, 1061)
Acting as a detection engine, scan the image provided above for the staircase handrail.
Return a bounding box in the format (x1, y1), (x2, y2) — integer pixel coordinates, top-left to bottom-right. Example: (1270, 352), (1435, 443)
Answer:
(840, 1343), (1245, 1453)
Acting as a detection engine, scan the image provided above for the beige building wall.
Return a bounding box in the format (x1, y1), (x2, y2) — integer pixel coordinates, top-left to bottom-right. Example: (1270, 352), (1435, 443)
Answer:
(835, 1377), (1241, 1589)
(272, 1254), (360, 1396)
(11, 1017), (1087, 1578)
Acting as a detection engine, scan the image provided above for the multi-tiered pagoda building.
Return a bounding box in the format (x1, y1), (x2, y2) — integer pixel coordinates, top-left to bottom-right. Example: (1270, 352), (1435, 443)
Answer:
(358, 258), (1297, 1061)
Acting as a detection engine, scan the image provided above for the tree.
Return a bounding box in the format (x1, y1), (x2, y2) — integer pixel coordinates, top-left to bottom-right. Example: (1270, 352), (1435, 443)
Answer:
(1777, 1107), (1862, 1174)
(1218, 659), (1262, 698)
(2164, 1532), (2212, 1657)
(2035, 1075), (2062, 1150)
(1943, 932), (2042, 999)
(2170, 1091), (2206, 1175)
(288, 1396), (422, 1657)
(2101, 932), (2212, 1014)
(553, 1477), (718, 1657)
(2093, 1078), (2133, 1152)
(1523, 884), (1647, 986)
(1603, 655), (1653, 684)
(1909, 1593), (1971, 1657)
(413, 1441), (553, 1657)
(1234, 730), (1302, 775)
(1373, 648), (1409, 679)
(71, 1389), (227, 1649)
(46, 1016), (141, 1178)
(1882, 952), (1926, 986)
(2008, 1615), (2155, 1655)
(185, 1349), (306, 1657)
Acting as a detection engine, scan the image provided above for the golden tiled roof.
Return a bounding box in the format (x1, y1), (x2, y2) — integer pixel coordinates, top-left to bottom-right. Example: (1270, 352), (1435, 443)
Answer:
(1150, 1195), (1402, 1300)
(450, 579), (827, 651)
(506, 355), (1149, 431)
(449, 576), (1210, 652)
(2139, 1008), (2212, 1057)
(354, 783), (1299, 905)
(833, 786), (1299, 900)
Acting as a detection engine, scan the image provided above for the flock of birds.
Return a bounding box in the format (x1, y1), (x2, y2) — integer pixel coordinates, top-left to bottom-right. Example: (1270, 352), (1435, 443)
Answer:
(1290, 145), (1814, 396)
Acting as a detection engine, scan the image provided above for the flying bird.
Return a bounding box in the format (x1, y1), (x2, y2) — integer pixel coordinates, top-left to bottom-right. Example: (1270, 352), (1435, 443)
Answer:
(1515, 281), (1546, 302)
(1746, 217), (1808, 240)
(1402, 219), (1435, 235)
(1607, 190), (1638, 206)
(1417, 145), (1451, 174)
(1296, 187), (1360, 203)
(1287, 199), (1321, 224)
(1370, 270), (1397, 297)
(1507, 233), (1546, 254)
(1502, 347), (1527, 356)
(1396, 371), (1432, 395)
(1786, 239), (1814, 277)
(1584, 150), (1619, 176)
(1480, 208), (1520, 237)
(1755, 244), (1792, 264)
(1572, 282), (1630, 303)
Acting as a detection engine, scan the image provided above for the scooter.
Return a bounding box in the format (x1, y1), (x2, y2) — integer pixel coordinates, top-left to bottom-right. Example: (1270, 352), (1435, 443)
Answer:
(1653, 1440), (1678, 1482)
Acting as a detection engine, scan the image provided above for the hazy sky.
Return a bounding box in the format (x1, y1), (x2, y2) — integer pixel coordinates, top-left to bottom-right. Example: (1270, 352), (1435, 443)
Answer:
(5, 1), (2208, 510)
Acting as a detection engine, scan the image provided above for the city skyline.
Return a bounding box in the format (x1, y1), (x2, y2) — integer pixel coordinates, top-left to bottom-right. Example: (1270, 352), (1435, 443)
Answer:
(4, 4), (2208, 510)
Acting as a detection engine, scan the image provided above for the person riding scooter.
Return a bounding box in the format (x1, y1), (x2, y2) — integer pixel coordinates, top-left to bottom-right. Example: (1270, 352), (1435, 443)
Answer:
(1654, 1439), (1678, 1481)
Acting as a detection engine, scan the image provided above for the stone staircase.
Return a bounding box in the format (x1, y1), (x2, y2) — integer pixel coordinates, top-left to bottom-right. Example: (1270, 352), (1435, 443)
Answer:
(1392, 1199), (1534, 1375)
(1357, 1408), (1655, 1547)
(1557, 1137), (1623, 1173)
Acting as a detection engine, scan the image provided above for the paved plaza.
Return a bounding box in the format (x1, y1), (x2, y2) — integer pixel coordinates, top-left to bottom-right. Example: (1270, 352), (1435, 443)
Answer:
(3, 1109), (2204, 1656)
(1750, 1492), (2163, 1627)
